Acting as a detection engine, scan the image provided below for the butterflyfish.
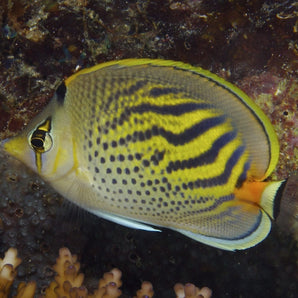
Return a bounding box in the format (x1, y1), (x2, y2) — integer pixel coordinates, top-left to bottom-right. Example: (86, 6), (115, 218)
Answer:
(1, 59), (288, 250)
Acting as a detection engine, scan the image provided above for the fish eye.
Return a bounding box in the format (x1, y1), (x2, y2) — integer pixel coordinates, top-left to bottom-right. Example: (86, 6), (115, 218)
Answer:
(29, 117), (53, 153)
(31, 137), (43, 149)
(29, 131), (53, 153)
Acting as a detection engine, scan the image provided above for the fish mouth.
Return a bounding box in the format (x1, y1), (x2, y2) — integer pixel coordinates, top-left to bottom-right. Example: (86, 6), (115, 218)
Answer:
(0, 139), (17, 163)
(0, 139), (18, 165)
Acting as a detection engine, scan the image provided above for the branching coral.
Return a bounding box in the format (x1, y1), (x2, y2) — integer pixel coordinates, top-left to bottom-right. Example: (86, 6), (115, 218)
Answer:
(174, 283), (212, 298)
(43, 247), (123, 298)
(0, 248), (36, 298)
(134, 281), (154, 298)
(0, 247), (212, 298)
(15, 281), (36, 298)
(44, 247), (85, 297)
(94, 268), (122, 298)
(0, 248), (21, 298)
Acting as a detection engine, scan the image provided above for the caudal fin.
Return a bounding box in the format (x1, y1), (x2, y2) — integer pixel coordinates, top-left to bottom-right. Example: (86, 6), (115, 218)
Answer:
(259, 180), (287, 219)
(275, 173), (298, 240)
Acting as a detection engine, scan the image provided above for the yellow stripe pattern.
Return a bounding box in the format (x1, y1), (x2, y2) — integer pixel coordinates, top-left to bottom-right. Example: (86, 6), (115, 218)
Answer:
(65, 62), (265, 242)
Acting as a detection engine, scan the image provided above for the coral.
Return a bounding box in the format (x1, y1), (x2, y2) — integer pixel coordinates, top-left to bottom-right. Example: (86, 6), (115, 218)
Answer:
(44, 247), (85, 297)
(94, 268), (122, 298)
(15, 282), (36, 298)
(134, 281), (154, 298)
(0, 247), (212, 298)
(0, 247), (36, 298)
(44, 247), (123, 298)
(174, 283), (212, 298)
(0, 247), (21, 297)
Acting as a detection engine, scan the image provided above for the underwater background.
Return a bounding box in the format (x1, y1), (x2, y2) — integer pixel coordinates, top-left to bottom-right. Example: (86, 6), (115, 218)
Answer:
(0, 0), (297, 297)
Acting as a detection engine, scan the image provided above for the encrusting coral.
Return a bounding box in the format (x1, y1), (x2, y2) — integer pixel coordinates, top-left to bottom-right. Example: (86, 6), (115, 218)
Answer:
(0, 247), (212, 298)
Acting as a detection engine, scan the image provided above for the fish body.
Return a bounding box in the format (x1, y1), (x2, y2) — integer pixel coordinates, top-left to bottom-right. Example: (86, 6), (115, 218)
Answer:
(1, 59), (285, 250)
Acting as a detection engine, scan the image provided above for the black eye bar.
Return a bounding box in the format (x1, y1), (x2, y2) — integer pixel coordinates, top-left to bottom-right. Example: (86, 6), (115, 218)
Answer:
(31, 130), (47, 150)
(30, 117), (52, 152)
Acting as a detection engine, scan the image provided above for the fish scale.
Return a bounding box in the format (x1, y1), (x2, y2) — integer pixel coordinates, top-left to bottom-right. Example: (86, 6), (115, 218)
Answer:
(1, 59), (286, 250)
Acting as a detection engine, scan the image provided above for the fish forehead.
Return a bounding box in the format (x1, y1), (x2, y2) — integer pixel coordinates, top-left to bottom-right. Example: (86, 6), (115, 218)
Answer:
(62, 64), (250, 232)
